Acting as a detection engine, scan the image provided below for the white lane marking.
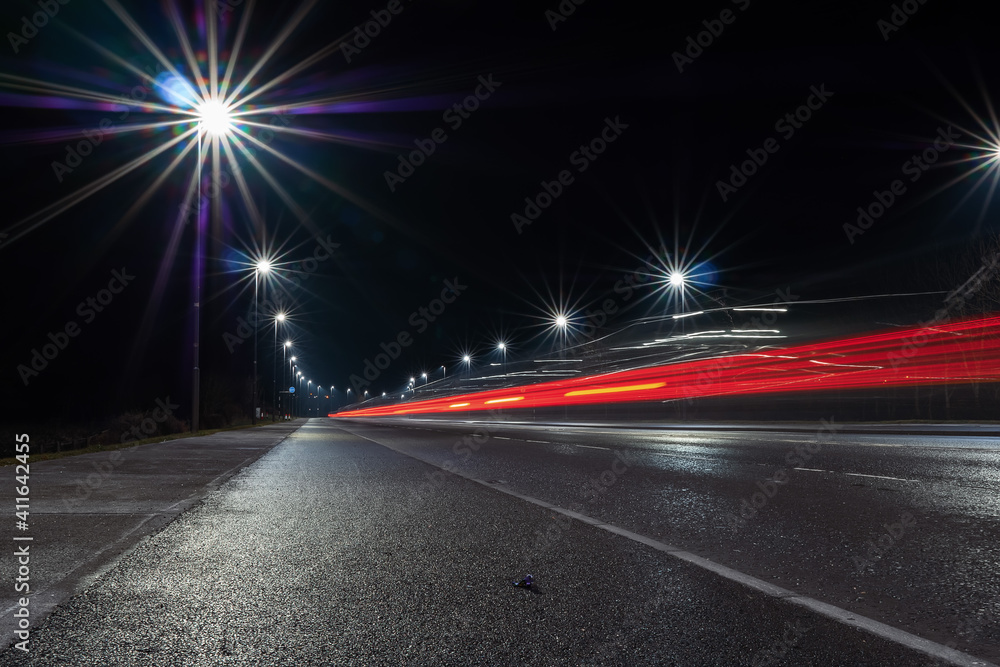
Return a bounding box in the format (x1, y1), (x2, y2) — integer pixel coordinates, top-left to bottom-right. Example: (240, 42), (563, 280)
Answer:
(845, 472), (920, 483)
(494, 437), (512, 440)
(344, 428), (997, 667)
(525, 439), (549, 444)
(794, 468), (827, 472)
(576, 444), (611, 450)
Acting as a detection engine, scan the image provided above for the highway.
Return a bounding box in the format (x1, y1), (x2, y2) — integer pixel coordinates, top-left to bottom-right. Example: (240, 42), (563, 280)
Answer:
(1, 418), (997, 665)
(336, 417), (1000, 665)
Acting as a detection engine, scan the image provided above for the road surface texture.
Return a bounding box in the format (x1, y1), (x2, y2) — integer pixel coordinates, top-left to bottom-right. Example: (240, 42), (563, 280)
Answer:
(337, 417), (1000, 665)
(0, 418), (993, 665)
(1, 423), (302, 652)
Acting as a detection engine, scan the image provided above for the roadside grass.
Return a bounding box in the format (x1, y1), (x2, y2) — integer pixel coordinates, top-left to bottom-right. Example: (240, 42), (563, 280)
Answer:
(0, 419), (302, 467)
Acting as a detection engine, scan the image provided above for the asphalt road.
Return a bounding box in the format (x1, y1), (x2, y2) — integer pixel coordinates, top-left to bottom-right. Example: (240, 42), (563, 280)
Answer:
(0, 423), (302, 653)
(1, 418), (996, 665)
(334, 417), (1000, 665)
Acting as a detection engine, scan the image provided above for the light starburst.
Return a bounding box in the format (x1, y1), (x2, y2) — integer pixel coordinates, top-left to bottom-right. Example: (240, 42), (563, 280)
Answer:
(196, 98), (236, 138)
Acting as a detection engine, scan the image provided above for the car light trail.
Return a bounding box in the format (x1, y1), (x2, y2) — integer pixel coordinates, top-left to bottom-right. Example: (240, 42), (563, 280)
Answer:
(332, 315), (1000, 418)
(565, 382), (667, 397)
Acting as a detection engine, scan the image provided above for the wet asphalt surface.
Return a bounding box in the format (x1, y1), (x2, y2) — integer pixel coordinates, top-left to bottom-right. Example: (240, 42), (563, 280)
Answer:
(336, 417), (1000, 665)
(0, 418), (994, 665)
(0, 422), (301, 649)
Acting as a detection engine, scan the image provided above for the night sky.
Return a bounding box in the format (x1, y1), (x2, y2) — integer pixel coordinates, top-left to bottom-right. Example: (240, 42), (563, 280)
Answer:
(1, 0), (998, 423)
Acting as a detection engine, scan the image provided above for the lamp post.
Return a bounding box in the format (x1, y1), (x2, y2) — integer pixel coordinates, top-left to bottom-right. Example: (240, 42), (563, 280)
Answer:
(252, 260), (272, 424)
(282, 342), (291, 420)
(290, 357), (297, 418)
(272, 313), (285, 422)
(555, 314), (569, 358)
(463, 355), (471, 378)
(497, 342), (507, 377)
(441, 365), (446, 379)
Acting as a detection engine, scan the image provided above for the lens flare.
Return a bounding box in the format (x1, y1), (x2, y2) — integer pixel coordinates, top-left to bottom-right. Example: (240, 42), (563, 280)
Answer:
(196, 98), (235, 138)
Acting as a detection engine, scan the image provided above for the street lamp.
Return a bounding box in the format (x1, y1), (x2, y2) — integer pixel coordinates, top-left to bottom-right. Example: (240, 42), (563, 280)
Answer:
(272, 313), (285, 422)
(497, 341), (507, 377)
(555, 313), (570, 358)
(441, 365), (446, 378)
(421, 372), (428, 385)
(251, 259), (272, 424)
(296, 372), (303, 417)
(281, 341), (292, 420)
(463, 354), (471, 378)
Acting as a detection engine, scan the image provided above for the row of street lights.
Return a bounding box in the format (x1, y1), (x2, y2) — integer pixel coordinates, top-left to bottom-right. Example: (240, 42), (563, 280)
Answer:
(253, 304), (581, 416)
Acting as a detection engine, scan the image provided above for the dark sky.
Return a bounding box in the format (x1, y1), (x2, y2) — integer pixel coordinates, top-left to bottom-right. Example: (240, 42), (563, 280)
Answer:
(1, 0), (999, 422)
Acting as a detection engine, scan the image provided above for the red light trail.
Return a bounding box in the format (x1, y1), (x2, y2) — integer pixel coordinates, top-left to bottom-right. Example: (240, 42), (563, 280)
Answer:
(332, 315), (1000, 418)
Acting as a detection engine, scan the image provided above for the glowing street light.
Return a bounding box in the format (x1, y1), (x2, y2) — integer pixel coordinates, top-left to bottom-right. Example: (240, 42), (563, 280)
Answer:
(196, 98), (236, 138)
(251, 259), (273, 425)
(497, 341), (508, 377)
(281, 340), (292, 420)
(554, 314), (571, 358)
(272, 313), (286, 422)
